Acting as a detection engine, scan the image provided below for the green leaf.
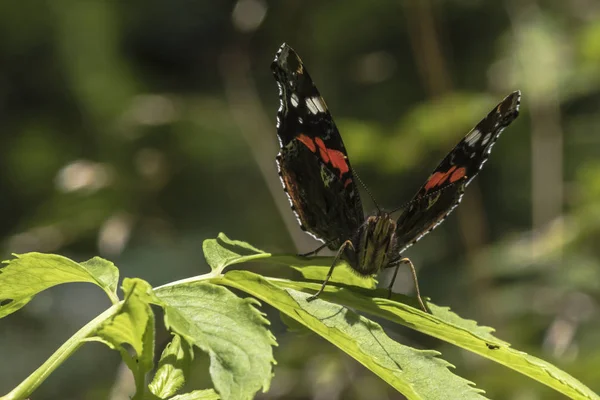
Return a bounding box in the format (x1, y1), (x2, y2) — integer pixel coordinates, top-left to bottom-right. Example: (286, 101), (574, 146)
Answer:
(202, 233), (270, 274)
(265, 255), (377, 289)
(87, 278), (156, 399)
(203, 233), (376, 288)
(0, 253), (119, 318)
(169, 389), (220, 400)
(218, 270), (486, 400)
(279, 311), (311, 334)
(155, 282), (276, 400)
(149, 334), (194, 399)
(1, 258), (157, 400)
(273, 279), (600, 400)
(80, 256), (120, 295)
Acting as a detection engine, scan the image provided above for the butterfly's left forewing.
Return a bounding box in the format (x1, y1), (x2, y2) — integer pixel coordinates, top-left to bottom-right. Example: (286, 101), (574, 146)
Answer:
(272, 44), (364, 249)
(395, 91), (521, 253)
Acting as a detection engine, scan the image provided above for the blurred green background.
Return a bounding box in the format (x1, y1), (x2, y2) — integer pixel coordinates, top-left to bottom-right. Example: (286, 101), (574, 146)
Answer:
(1, 0), (600, 399)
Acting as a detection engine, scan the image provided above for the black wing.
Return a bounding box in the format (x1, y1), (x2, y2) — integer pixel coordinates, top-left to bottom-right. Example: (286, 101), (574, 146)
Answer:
(395, 91), (521, 253)
(272, 43), (364, 249)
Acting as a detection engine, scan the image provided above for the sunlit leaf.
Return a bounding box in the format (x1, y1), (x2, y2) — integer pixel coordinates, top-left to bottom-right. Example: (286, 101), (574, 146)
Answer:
(169, 389), (220, 400)
(155, 281), (276, 400)
(272, 278), (599, 400)
(218, 270), (486, 400)
(278, 311), (311, 334)
(0, 253), (119, 318)
(202, 233), (270, 273)
(149, 334), (194, 399)
(87, 278), (156, 398)
(264, 254), (376, 289)
(205, 232), (376, 288)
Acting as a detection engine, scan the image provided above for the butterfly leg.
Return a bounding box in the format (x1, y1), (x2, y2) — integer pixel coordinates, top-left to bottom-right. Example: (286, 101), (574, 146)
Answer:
(386, 258), (427, 312)
(298, 242), (329, 257)
(307, 239), (354, 302)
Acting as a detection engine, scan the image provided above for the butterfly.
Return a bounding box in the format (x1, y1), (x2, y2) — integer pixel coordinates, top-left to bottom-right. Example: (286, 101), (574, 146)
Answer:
(271, 43), (520, 311)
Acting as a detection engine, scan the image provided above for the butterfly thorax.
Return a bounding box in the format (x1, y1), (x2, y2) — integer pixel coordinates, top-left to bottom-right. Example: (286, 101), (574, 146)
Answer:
(345, 214), (397, 276)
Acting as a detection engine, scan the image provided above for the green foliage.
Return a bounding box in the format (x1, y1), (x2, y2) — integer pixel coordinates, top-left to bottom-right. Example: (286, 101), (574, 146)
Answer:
(219, 271), (485, 399)
(88, 278), (157, 398)
(168, 390), (220, 400)
(204, 232), (377, 289)
(0, 234), (598, 400)
(274, 279), (594, 399)
(156, 282), (276, 400)
(0, 253), (120, 318)
(149, 334), (194, 398)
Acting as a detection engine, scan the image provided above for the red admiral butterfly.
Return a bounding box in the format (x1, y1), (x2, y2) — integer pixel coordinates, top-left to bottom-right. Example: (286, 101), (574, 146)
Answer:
(272, 43), (520, 311)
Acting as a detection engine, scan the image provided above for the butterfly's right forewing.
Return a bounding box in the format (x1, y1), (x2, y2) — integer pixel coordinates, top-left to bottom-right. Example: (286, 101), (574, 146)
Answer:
(394, 91), (521, 253)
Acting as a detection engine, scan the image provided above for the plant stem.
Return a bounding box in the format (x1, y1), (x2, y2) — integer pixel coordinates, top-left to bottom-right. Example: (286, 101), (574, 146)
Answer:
(0, 304), (121, 400)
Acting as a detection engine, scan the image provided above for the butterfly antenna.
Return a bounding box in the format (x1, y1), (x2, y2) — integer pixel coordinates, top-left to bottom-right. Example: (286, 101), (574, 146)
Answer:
(353, 171), (381, 213)
(389, 177), (468, 215)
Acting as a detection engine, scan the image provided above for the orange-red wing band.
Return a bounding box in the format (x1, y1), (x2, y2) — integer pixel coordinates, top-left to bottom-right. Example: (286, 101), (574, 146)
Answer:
(311, 137), (350, 178)
(424, 172), (444, 191)
(313, 137), (330, 163)
(424, 166), (457, 191)
(449, 167), (467, 183)
(327, 148), (349, 178)
(319, 148), (330, 163)
(297, 134), (316, 153)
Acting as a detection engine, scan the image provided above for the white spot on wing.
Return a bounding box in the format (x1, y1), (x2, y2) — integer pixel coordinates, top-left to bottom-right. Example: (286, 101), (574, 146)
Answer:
(314, 96), (327, 112)
(465, 129), (481, 146)
(306, 96), (327, 114)
(481, 132), (492, 146)
(306, 98), (318, 114)
(274, 81), (284, 146)
(291, 93), (299, 107)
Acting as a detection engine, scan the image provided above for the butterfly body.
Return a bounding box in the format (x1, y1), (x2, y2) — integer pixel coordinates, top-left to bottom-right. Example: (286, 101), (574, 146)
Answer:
(271, 43), (520, 308)
(350, 214), (397, 276)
